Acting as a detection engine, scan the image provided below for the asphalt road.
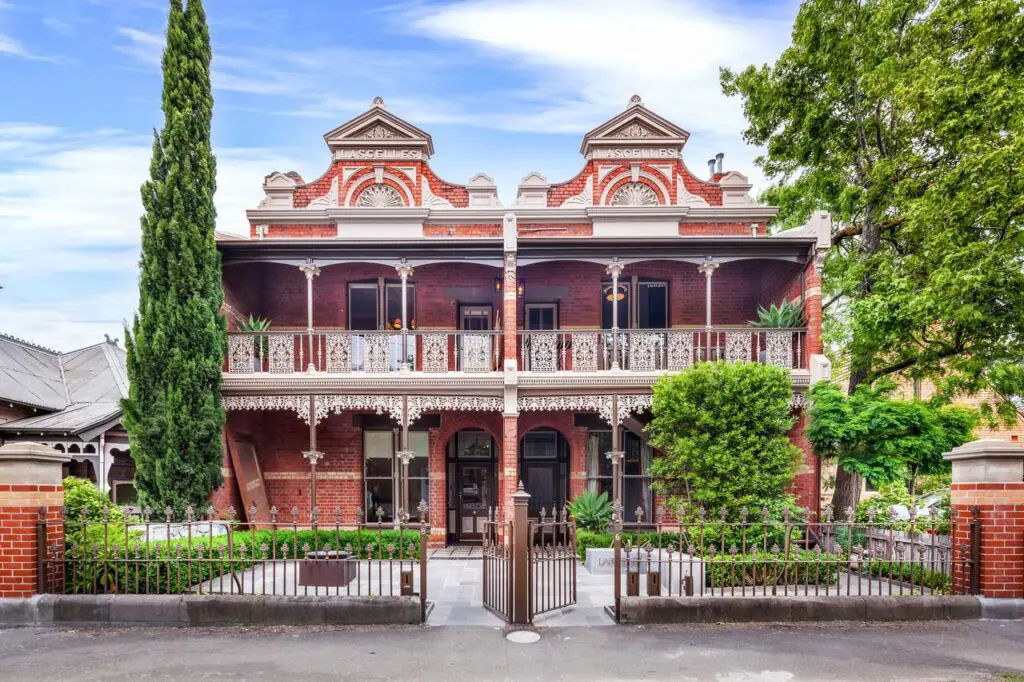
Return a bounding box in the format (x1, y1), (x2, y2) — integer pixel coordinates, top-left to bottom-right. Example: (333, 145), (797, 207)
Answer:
(1, 621), (1022, 681)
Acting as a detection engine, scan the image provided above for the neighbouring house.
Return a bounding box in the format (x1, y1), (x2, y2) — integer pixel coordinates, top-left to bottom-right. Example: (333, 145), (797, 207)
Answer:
(0, 334), (135, 503)
(214, 95), (832, 546)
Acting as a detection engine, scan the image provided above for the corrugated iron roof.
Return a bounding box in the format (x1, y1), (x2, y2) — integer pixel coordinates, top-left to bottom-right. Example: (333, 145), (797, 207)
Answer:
(0, 336), (127, 436)
(0, 334), (66, 410)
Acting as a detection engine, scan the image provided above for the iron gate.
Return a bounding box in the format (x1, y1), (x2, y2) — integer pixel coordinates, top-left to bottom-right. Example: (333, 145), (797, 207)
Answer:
(481, 484), (577, 624)
(528, 509), (577, 618)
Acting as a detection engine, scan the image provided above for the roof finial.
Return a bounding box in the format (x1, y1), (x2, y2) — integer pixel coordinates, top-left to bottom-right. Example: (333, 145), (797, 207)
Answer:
(629, 94), (643, 107)
(372, 96), (386, 109)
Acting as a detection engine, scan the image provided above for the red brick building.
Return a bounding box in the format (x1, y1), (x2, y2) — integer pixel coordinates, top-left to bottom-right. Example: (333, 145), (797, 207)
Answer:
(215, 96), (832, 545)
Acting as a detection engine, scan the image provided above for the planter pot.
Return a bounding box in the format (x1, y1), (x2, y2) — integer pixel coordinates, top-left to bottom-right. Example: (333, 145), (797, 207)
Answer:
(298, 550), (356, 587)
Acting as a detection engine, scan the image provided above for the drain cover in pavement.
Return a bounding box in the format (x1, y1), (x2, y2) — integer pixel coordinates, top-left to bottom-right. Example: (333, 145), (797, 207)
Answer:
(506, 631), (541, 644)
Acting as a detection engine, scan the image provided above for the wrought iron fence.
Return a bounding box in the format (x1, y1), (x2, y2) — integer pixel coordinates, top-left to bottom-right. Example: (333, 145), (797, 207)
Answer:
(612, 505), (980, 621)
(42, 504), (430, 621)
(516, 328), (808, 372)
(226, 330), (503, 374)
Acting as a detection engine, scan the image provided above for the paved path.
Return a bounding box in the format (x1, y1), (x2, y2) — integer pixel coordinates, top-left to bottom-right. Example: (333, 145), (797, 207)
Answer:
(2, 621), (1022, 680)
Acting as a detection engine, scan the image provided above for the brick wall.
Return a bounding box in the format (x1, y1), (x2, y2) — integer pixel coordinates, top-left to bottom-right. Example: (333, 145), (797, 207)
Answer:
(0, 484), (64, 597)
(788, 410), (821, 516)
(951, 483), (1024, 597)
(224, 258), (806, 337)
(546, 160), (725, 207)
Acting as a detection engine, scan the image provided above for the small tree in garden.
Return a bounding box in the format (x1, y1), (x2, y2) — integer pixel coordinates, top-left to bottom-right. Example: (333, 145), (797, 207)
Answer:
(807, 381), (977, 497)
(648, 362), (801, 519)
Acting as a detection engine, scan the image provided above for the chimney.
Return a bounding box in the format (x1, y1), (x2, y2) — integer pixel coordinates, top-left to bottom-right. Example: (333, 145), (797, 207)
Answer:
(715, 153), (724, 174)
(707, 159), (716, 178)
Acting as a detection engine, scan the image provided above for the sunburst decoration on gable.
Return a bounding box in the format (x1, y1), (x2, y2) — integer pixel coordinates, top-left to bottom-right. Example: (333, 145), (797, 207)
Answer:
(357, 124), (403, 140)
(616, 123), (653, 138)
(355, 183), (405, 208)
(610, 182), (660, 206)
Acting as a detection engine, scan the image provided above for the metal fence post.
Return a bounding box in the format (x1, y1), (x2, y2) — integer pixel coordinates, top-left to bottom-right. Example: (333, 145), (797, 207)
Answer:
(512, 482), (530, 625)
(419, 523), (428, 623)
(969, 506), (981, 596)
(613, 533), (621, 622)
(36, 508), (47, 594)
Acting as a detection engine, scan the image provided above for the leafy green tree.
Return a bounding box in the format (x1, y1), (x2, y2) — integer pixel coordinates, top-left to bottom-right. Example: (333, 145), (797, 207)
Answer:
(807, 381), (977, 503)
(648, 362), (801, 519)
(722, 0), (1024, 511)
(122, 0), (225, 515)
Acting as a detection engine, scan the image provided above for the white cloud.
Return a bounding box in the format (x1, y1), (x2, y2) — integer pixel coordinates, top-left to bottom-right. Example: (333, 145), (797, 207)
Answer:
(401, 0), (797, 186)
(0, 123), (311, 349)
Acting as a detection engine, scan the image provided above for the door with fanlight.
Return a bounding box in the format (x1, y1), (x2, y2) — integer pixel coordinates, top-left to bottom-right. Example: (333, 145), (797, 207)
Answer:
(458, 305), (492, 372)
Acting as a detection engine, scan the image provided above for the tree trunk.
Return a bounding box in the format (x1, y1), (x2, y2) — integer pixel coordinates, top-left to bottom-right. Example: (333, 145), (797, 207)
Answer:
(829, 207), (879, 518)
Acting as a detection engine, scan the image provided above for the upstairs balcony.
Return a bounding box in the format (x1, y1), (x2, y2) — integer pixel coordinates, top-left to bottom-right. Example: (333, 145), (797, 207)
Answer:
(220, 252), (816, 388)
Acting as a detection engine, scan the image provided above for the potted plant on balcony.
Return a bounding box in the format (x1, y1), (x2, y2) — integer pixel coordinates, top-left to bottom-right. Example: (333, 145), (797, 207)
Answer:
(750, 300), (804, 365)
(750, 300), (805, 328)
(238, 314), (271, 372)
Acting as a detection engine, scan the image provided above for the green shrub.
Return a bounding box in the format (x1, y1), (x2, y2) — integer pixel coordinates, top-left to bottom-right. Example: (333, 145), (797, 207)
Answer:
(862, 560), (950, 593)
(707, 549), (839, 588)
(567, 490), (612, 532)
(649, 362), (801, 519)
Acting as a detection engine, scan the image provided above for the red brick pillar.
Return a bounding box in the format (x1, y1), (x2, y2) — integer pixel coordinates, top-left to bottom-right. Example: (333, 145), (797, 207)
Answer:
(501, 212), (519, 513)
(0, 442), (70, 597)
(804, 257), (823, 359)
(946, 439), (1024, 598)
(501, 416), (519, 514)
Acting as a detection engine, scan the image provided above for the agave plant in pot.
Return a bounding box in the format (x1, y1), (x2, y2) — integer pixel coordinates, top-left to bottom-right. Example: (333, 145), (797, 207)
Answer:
(238, 314), (271, 372)
(566, 490), (613, 533)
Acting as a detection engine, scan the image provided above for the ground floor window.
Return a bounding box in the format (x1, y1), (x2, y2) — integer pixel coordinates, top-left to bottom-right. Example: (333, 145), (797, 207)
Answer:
(364, 430), (429, 522)
(519, 428), (569, 516)
(586, 431), (653, 524)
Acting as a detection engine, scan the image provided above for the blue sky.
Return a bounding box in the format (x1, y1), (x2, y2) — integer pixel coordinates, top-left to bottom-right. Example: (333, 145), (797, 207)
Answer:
(0, 0), (798, 350)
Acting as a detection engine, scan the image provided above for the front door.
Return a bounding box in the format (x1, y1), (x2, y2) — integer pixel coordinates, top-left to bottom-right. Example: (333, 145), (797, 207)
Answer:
(456, 462), (493, 542)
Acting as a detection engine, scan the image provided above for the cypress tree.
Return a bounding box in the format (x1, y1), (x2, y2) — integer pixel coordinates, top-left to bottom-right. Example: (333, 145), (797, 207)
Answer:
(123, 0), (225, 515)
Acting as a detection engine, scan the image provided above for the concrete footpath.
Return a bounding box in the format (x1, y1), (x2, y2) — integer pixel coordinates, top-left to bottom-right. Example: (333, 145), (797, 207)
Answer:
(1, 620), (1023, 681)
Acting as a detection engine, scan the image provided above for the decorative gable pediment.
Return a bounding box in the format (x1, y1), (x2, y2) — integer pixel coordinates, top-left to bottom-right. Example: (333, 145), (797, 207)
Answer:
(580, 95), (689, 160)
(323, 97), (434, 160)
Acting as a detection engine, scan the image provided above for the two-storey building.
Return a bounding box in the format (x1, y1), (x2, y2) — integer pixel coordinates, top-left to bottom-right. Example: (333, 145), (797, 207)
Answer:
(214, 95), (832, 546)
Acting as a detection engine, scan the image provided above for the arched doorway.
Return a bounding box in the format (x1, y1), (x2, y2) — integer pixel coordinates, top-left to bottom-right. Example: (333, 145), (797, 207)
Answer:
(446, 429), (497, 544)
(519, 428), (570, 516)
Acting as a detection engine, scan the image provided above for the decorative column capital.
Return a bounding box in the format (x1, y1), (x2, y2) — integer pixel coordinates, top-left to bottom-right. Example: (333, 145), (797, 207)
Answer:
(396, 450), (415, 465)
(606, 450), (625, 464)
(395, 260), (415, 280)
(605, 257), (625, 278)
(299, 261), (321, 280)
(302, 450), (323, 464)
(698, 256), (720, 277)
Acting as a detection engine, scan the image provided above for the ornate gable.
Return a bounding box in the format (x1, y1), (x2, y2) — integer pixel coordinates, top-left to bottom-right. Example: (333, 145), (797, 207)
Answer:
(579, 95), (690, 160)
(322, 97), (434, 160)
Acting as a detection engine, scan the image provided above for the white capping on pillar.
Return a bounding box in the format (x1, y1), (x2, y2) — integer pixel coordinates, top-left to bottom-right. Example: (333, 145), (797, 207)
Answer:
(467, 173), (501, 208)
(944, 439), (1024, 484)
(810, 355), (832, 383)
(514, 172), (549, 207)
(0, 442), (71, 486)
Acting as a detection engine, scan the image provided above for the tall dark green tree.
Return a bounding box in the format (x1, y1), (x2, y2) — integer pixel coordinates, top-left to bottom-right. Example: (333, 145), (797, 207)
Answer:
(721, 0), (1024, 512)
(123, 0), (225, 515)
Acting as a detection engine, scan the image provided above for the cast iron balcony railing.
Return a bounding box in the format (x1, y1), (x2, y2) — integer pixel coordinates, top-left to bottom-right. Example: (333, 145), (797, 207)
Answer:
(517, 328), (807, 372)
(226, 330), (504, 374)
